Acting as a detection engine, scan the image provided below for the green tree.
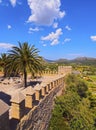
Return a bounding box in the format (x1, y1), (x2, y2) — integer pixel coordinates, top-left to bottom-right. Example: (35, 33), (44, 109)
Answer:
(77, 81), (88, 98)
(49, 74), (95, 130)
(0, 53), (8, 77)
(7, 42), (43, 87)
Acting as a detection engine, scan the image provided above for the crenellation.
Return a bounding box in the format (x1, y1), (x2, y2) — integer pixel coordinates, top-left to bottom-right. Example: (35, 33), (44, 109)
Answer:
(51, 81), (54, 89)
(45, 84), (49, 94)
(11, 92), (25, 120)
(0, 66), (72, 130)
(58, 66), (72, 75)
(47, 83), (51, 91)
(41, 85), (46, 96)
(22, 86), (35, 108)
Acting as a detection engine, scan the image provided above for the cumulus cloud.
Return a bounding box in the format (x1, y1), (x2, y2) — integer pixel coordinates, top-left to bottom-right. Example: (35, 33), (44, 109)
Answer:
(27, 0), (65, 26)
(53, 22), (58, 28)
(41, 28), (62, 45)
(10, 0), (17, 7)
(7, 25), (12, 29)
(28, 27), (39, 33)
(64, 38), (71, 43)
(90, 35), (96, 41)
(65, 25), (71, 31)
(0, 43), (14, 49)
(51, 39), (59, 45)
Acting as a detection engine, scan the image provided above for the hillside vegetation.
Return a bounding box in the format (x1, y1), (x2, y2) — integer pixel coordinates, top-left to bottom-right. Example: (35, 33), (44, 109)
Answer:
(45, 57), (96, 66)
(48, 74), (96, 130)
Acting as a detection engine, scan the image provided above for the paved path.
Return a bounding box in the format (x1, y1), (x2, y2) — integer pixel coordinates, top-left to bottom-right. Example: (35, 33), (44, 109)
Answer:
(0, 75), (60, 96)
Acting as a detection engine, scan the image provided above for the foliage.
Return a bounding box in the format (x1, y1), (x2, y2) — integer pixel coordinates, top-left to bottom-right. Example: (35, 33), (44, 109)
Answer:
(0, 53), (8, 77)
(6, 42), (43, 87)
(48, 74), (96, 130)
(43, 62), (58, 72)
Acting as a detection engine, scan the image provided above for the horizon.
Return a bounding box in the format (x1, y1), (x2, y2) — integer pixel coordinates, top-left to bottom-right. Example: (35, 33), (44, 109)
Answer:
(0, 0), (96, 60)
(45, 56), (96, 61)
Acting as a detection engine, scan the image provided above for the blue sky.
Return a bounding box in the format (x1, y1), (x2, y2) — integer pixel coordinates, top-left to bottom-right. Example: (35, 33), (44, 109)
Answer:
(0, 0), (96, 60)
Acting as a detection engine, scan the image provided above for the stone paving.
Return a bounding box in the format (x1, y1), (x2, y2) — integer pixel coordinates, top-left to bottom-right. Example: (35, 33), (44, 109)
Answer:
(0, 75), (61, 98)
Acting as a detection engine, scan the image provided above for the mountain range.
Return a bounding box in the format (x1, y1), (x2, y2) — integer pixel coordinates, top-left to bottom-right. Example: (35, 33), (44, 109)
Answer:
(45, 57), (96, 65)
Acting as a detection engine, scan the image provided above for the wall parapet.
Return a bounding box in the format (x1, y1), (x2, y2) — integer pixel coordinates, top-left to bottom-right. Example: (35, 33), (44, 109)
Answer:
(0, 65), (72, 130)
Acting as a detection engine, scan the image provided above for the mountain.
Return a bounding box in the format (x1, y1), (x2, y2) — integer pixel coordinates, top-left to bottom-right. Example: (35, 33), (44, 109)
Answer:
(55, 58), (68, 62)
(71, 57), (96, 65)
(73, 57), (96, 61)
(45, 57), (96, 65)
(43, 58), (55, 63)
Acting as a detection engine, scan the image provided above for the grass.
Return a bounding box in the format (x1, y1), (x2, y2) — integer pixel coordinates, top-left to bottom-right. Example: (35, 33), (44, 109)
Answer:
(88, 75), (96, 81)
(83, 75), (96, 94)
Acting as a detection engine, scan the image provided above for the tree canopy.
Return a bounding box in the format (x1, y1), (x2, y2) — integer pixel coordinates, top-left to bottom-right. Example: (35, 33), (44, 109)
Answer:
(0, 42), (43, 87)
(48, 74), (96, 130)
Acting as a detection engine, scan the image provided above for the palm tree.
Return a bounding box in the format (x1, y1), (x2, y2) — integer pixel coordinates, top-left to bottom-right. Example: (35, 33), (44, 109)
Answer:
(0, 53), (8, 77)
(7, 42), (43, 87)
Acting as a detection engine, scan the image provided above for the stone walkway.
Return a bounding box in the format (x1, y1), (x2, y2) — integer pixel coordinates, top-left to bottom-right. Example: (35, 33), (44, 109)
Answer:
(0, 75), (60, 100)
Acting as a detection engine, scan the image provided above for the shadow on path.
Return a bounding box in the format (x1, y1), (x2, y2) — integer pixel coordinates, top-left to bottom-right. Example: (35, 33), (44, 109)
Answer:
(0, 91), (11, 105)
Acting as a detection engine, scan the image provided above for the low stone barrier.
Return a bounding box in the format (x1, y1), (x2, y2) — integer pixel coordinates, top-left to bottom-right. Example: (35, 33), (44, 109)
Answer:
(11, 92), (25, 120)
(0, 75), (65, 130)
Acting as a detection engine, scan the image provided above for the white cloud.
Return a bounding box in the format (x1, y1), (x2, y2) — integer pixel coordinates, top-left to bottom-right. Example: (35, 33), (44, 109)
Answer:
(51, 39), (59, 46)
(41, 28), (62, 41)
(64, 38), (71, 43)
(7, 25), (12, 29)
(90, 35), (96, 41)
(41, 28), (62, 45)
(53, 22), (58, 28)
(27, 0), (65, 26)
(59, 11), (65, 18)
(28, 27), (39, 33)
(65, 25), (71, 31)
(43, 44), (47, 47)
(10, 0), (17, 7)
(0, 43), (14, 49)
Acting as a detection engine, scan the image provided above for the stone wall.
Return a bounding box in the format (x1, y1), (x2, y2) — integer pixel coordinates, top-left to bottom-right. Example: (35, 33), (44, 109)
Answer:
(0, 100), (10, 130)
(0, 75), (65, 130)
(0, 68), (71, 130)
(58, 66), (72, 75)
(16, 84), (64, 130)
(0, 66), (72, 130)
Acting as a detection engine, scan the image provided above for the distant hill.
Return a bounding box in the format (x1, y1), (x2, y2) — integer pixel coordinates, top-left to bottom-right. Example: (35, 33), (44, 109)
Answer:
(44, 57), (96, 65)
(43, 58), (55, 63)
(73, 57), (96, 61)
(55, 58), (68, 62)
(71, 57), (96, 65)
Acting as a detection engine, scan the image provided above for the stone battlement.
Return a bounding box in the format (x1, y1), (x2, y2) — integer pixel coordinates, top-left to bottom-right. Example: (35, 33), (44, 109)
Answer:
(0, 66), (72, 130)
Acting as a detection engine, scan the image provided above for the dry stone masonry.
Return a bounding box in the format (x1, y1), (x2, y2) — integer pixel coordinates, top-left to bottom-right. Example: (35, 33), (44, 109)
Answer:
(0, 66), (72, 130)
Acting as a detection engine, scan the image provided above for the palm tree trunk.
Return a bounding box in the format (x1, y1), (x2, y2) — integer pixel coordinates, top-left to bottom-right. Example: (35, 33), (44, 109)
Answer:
(23, 67), (27, 87)
(4, 67), (7, 77)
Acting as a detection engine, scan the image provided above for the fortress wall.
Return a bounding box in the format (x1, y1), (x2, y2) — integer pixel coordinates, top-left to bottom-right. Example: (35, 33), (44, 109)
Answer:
(0, 77), (64, 130)
(16, 81), (64, 130)
(0, 66), (72, 130)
